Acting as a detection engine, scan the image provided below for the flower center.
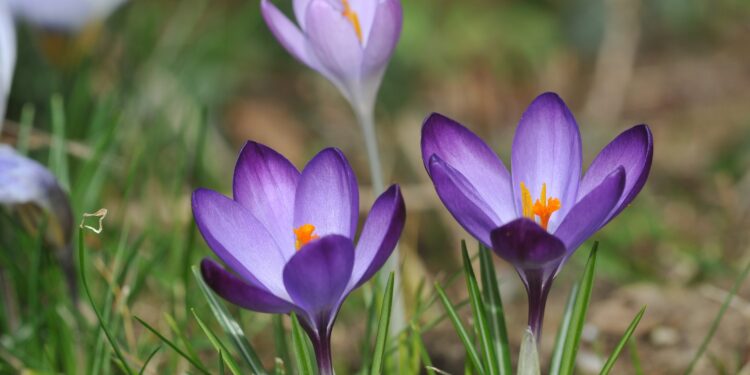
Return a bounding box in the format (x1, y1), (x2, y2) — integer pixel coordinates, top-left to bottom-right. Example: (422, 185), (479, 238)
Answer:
(520, 182), (561, 231)
(294, 223), (319, 250)
(341, 0), (363, 43)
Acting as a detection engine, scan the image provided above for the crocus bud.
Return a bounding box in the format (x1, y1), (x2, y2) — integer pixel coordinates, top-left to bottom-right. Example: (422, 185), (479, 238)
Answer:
(261, 0), (402, 115)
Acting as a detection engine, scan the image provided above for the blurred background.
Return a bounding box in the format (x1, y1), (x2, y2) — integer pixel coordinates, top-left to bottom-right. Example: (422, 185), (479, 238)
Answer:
(1, 0), (750, 373)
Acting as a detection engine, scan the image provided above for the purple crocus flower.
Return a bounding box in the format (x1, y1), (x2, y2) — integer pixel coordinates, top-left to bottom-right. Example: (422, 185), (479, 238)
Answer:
(193, 141), (405, 374)
(421, 92), (653, 338)
(260, 0), (402, 114)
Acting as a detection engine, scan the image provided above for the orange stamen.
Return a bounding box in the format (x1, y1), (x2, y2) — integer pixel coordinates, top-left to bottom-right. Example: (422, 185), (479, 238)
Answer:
(341, 0), (363, 43)
(294, 224), (319, 250)
(520, 182), (561, 231)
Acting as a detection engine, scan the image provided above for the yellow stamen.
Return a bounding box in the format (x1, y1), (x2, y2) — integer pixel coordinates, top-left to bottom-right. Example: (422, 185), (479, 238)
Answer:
(294, 224), (319, 250)
(520, 182), (561, 231)
(341, 0), (363, 43)
(520, 182), (534, 219)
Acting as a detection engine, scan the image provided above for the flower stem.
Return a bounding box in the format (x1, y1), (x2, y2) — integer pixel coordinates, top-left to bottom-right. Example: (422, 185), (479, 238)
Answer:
(314, 330), (335, 375)
(524, 271), (552, 342)
(352, 104), (406, 333)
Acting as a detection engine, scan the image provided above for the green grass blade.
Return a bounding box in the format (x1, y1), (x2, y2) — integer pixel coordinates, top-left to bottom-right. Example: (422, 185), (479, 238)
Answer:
(478, 244), (512, 375)
(17, 104), (35, 155)
(49, 94), (70, 190)
(78, 228), (135, 375)
(138, 346), (162, 375)
(191, 266), (267, 374)
(135, 316), (210, 375)
(599, 306), (646, 374)
(684, 258), (750, 375)
(370, 272), (395, 375)
(274, 315), (292, 371)
(435, 283), (486, 375)
(628, 338), (644, 375)
(559, 242), (599, 375)
(549, 283), (579, 375)
(290, 313), (315, 375)
(462, 243), (499, 375)
(191, 309), (243, 375)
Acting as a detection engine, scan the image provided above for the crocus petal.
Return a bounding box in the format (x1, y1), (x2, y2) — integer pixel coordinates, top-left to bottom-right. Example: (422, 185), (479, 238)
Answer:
(283, 235), (354, 326)
(233, 141), (300, 258)
(349, 184), (405, 290)
(192, 189), (290, 299)
(422, 113), (516, 223)
(294, 148), (358, 239)
(293, 0), (312, 29)
(554, 167), (626, 256)
(579, 125), (653, 223)
(511, 93), (582, 231)
(489, 218), (566, 271)
(201, 259), (295, 313)
(261, 0), (315, 68)
(428, 155), (501, 246)
(305, 0), (363, 84)
(362, 0), (403, 78)
(0, 1), (15, 122)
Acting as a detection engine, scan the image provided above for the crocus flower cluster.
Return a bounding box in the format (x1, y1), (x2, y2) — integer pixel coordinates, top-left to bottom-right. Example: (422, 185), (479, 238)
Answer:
(261, 0), (402, 114)
(193, 142), (405, 375)
(421, 92), (653, 338)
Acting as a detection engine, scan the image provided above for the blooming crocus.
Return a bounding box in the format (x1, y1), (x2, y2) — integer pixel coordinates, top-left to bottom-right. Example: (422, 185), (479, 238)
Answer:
(193, 141), (405, 374)
(260, 0), (402, 115)
(0, 0), (15, 123)
(421, 92), (653, 338)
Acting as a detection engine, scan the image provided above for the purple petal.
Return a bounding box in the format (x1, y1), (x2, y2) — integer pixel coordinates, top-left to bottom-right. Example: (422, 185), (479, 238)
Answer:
(579, 125), (653, 223)
(428, 155), (501, 246)
(422, 113), (516, 223)
(305, 0), (363, 83)
(349, 184), (405, 291)
(293, 0), (312, 29)
(511, 93), (582, 232)
(294, 148), (359, 239)
(554, 167), (626, 256)
(361, 0), (401, 78)
(283, 235), (354, 324)
(233, 141), (300, 258)
(192, 189), (290, 299)
(489, 218), (566, 271)
(201, 259), (295, 314)
(261, 0), (315, 68)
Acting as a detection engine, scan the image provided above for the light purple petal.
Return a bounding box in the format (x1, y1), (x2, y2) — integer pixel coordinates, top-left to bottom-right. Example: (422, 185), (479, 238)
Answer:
(233, 141), (300, 258)
(579, 125), (653, 223)
(261, 0), (315, 68)
(349, 0), (378, 42)
(305, 0), (363, 83)
(555, 167), (625, 256)
(428, 155), (501, 246)
(201, 259), (295, 313)
(0, 1), (15, 122)
(283, 235), (354, 325)
(511, 93), (582, 232)
(192, 189), (290, 299)
(294, 148), (359, 239)
(349, 184), (405, 291)
(422, 113), (516, 223)
(293, 0), (312, 29)
(7, 0), (125, 31)
(360, 0), (400, 78)
(490, 218), (567, 271)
